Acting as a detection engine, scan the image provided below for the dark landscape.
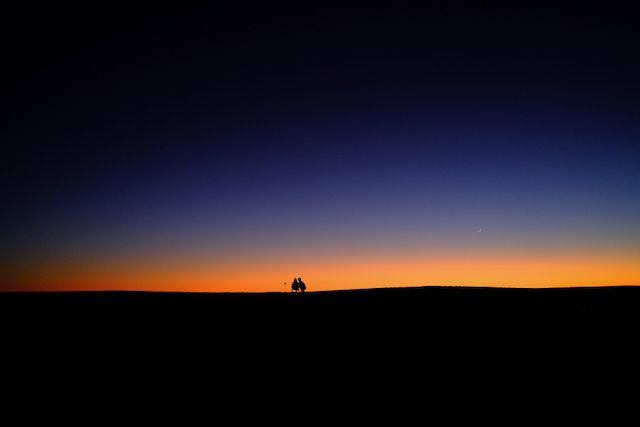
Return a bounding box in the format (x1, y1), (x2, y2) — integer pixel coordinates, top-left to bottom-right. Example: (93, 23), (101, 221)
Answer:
(3, 3), (639, 419)
(5, 285), (638, 335)
(3, 285), (636, 420)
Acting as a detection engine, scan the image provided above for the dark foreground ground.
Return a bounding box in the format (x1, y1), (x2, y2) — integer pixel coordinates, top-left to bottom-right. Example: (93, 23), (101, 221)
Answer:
(3, 286), (637, 421)
(4, 284), (638, 326)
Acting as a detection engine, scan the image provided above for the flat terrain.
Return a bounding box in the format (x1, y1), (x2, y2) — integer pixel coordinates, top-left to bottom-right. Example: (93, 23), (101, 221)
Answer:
(3, 286), (635, 419)
(4, 285), (638, 319)
(4, 286), (638, 340)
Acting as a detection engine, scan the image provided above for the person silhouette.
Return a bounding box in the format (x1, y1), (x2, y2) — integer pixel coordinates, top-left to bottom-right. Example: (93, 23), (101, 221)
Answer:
(292, 278), (299, 293)
(298, 278), (306, 293)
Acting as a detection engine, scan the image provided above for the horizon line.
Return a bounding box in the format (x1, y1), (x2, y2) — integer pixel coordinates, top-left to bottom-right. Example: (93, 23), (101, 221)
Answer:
(2, 284), (639, 295)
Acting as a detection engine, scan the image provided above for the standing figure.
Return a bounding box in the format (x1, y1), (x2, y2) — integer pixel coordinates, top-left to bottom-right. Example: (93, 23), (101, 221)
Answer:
(298, 278), (306, 293)
(292, 278), (299, 293)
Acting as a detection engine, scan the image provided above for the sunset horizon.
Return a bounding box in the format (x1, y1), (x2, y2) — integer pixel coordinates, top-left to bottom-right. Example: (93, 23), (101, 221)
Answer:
(4, 249), (640, 293)
(2, 3), (639, 294)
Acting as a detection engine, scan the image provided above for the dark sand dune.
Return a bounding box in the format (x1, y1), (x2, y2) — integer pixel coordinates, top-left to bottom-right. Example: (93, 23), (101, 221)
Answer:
(5, 284), (637, 318)
(4, 286), (637, 347)
(2, 286), (634, 420)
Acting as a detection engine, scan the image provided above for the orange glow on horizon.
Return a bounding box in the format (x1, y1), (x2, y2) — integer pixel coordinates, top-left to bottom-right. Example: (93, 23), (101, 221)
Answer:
(3, 250), (639, 292)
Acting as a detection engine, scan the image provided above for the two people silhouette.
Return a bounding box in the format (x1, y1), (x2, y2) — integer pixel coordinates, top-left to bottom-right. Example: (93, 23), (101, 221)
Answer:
(291, 278), (306, 293)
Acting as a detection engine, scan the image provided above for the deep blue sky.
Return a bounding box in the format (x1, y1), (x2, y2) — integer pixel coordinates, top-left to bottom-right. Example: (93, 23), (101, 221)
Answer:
(2, 2), (639, 291)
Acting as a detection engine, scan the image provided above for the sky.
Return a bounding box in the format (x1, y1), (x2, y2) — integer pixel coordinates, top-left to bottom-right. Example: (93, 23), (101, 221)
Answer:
(2, 2), (640, 292)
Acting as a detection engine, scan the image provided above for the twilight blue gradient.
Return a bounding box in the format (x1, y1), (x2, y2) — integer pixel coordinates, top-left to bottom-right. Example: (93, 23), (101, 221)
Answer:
(2, 3), (639, 290)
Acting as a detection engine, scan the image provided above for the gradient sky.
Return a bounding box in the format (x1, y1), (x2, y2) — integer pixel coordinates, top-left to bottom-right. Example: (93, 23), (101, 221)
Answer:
(2, 3), (639, 292)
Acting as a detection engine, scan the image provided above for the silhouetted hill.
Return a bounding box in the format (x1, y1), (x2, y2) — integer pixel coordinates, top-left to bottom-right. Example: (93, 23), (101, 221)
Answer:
(4, 286), (638, 338)
(3, 286), (634, 421)
(4, 285), (639, 321)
